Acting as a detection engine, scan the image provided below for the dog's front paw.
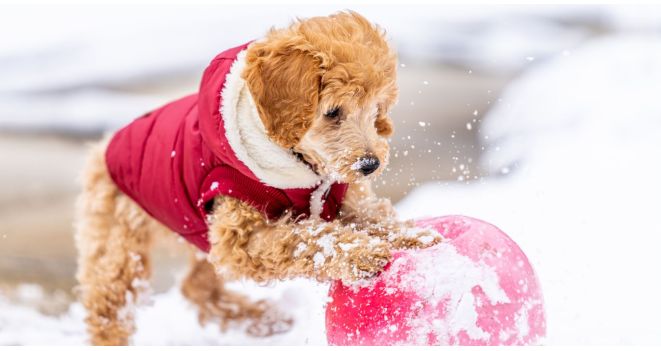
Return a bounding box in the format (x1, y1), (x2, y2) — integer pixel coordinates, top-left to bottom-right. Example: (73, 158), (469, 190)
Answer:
(328, 236), (391, 283)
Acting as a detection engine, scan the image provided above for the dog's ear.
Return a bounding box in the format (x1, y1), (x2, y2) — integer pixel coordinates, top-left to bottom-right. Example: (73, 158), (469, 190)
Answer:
(243, 41), (323, 148)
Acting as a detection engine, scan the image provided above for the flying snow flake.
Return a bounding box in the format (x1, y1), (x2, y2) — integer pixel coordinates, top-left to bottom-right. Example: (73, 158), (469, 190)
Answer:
(466, 122), (473, 130)
(170, 150), (176, 158)
(210, 182), (219, 190)
(473, 109), (479, 116)
(418, 121), (426, 127)
(422, 80), (429, 85)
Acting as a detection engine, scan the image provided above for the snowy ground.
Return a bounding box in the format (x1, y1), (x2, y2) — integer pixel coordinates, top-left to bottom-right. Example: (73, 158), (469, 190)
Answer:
(0, 279), (330, 345)
(2, 22), (661, 348)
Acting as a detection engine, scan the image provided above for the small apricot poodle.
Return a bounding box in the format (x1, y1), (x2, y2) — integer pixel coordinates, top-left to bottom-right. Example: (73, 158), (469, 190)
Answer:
(74, 11), (441, 345)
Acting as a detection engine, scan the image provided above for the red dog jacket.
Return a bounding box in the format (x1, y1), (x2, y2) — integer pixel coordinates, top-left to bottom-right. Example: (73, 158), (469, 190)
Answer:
(105, 42), (347, 252)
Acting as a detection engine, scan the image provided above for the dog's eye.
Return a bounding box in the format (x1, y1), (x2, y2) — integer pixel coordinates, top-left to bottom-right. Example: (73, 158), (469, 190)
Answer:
(324, 106), (342, 120)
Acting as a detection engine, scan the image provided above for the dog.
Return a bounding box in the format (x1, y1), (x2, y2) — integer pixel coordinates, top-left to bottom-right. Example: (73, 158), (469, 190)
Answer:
(74, 11), (441, 345)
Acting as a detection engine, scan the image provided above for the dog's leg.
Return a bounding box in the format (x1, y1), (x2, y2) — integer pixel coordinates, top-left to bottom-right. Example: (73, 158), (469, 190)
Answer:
(181, 255), (293, 337)
(74, 142), (153, 345)
(340, 180), (443, 249)
(207, 196), (391, 284)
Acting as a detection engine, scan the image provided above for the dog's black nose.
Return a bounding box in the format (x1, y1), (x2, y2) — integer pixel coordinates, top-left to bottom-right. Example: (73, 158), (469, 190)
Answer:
(357, 156), (380, 175)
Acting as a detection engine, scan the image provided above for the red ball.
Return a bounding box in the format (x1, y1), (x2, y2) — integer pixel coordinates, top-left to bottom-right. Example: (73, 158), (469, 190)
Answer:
(325, 215), (546, 345)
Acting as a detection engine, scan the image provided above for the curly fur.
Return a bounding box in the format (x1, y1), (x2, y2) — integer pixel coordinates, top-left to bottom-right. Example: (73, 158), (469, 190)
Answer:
(75, 11), (441, 345)
(243, 11), (397, 149)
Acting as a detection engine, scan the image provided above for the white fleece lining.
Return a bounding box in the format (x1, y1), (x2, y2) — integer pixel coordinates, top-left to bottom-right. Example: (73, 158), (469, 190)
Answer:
(220, 49), (322, 189)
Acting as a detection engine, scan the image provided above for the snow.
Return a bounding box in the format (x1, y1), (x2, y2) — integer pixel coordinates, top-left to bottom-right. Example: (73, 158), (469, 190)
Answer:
(394, 225), (442, 245)
(417, 235), (435, 245)
(384, 243), (510, 343)
(310, 233), (338, 270)
(293, 242), (308, 257)
(316, 234), (337, 258)
(515, 308), (530, 339)
(0, 279), (329, 345)
(308, 178), (333, 219)
(312, 252), (326, 269)
(337, 242), (357, 252)
(350, 157), (379, 171)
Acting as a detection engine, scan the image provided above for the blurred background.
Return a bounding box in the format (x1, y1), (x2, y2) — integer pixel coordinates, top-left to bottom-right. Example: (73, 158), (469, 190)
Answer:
(1, 4), (661, 345)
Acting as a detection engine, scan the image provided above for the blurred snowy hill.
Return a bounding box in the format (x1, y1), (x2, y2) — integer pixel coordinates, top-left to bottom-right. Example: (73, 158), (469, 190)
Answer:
(1, 4), (659, 134)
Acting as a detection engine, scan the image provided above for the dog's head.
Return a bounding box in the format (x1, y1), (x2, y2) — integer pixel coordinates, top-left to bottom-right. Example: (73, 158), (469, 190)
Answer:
(243, 11), (397, 183)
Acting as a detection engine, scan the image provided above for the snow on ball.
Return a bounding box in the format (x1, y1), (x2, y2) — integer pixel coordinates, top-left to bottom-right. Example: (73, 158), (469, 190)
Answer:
(325, 215), (546, 345)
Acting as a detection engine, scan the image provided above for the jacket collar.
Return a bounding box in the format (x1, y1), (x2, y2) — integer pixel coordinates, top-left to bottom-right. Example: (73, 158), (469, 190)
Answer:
(219, 48), (321, 189)
(197, 42), (322, 190)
